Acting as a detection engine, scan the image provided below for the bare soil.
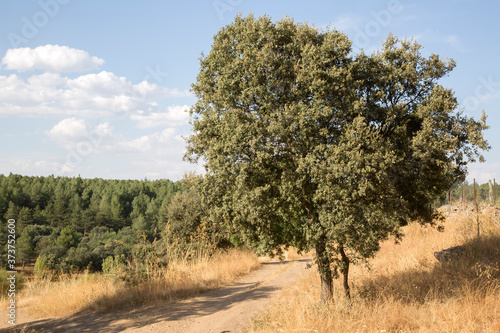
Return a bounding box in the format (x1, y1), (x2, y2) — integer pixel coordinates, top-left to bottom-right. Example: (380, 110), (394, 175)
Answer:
(1, 258), (311, 333)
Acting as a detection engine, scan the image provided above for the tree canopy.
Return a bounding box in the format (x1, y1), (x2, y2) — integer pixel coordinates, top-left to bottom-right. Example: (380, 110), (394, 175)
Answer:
(186, 14), (489, 301)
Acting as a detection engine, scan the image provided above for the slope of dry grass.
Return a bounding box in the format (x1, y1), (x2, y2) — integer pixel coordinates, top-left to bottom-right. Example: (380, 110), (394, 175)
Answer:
(0, 248), (260, 320)
(251, 207), (500, 333)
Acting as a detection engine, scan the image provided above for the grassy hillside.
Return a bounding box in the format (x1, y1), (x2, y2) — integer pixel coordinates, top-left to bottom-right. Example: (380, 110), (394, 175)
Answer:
(252, 207), (500, 332)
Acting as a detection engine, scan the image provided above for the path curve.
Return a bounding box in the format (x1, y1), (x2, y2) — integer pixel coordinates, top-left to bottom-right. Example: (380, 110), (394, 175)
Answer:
(5, 258), (311, 333)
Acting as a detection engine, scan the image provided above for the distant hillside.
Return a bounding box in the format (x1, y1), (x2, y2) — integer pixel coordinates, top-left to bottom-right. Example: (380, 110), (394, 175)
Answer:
(0, 173), (187, 272)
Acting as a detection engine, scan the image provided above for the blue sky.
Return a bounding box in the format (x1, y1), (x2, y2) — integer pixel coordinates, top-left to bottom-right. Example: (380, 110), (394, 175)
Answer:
(0, 0), (498, 183)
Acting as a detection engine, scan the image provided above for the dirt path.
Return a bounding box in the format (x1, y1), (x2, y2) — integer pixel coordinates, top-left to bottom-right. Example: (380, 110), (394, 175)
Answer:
(3, 258), (311, 333)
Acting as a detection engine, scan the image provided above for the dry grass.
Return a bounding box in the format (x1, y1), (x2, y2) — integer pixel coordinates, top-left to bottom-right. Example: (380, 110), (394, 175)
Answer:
(251, 207), (500, 333)
(284, 247), (315, 260)
(0, 248), (260, 320)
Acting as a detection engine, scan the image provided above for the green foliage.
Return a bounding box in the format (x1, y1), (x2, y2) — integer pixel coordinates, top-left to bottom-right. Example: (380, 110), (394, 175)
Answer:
(38, 245), (68, 270)
(56, 225), (81, 249)
(65, 226), (133, 271)
(186, 14), (489, 301)
(34, 256), (50, 278)
(0, 174), (186, 273)
(17, 229), (36, 264)
(0, 175), (182, 233)
(229, 235), (243, 248)
(102, 255), (127, 276)
(16, 224), (55, 265)
(3, 201), (19, 223)
(446, 180), (500, 205)
(36, 232), (58, 255)
(108, 239), (169, 286)
(166, 190), (204, 243)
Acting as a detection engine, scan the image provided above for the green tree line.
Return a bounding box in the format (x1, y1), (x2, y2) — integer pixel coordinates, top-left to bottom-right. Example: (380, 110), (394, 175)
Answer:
(0, 173), (213, 274)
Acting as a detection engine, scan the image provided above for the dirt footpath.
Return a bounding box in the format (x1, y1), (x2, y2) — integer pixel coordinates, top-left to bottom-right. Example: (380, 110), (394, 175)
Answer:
(5, 258), (311, 333)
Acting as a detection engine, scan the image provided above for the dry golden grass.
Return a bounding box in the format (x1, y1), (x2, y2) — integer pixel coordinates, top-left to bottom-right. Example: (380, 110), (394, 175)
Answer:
(284, 247), (315, 260)
(1, 248), (260, 319)
(251, 207), (500, 333)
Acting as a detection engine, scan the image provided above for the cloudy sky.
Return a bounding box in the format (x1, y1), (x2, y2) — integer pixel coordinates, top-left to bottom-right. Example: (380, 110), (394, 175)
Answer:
(0, 0), (499, 183)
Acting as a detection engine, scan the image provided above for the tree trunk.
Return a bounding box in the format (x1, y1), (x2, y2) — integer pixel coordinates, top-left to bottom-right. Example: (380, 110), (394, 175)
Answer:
(339, 244), (351, 300)
(315, 234), (333, 302)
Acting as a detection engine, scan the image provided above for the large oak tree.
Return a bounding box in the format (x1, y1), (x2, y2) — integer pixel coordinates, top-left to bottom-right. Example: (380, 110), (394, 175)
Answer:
(185, 15), (489, 301)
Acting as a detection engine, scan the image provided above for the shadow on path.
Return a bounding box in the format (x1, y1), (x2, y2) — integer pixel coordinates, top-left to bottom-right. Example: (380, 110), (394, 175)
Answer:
(3, 259), (311, 333)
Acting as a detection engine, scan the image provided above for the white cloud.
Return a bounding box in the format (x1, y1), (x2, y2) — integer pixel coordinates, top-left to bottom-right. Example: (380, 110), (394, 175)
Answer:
(466, 162), (499, 184)
(125, 135), (153, 151)
(163, 88), (192, 98)
(0, 44), (195, 180)
(0, 45), (191, 118)
(134, 80), (160, 96)
(59, 71), (142, 114)
(1, 124), (198, 180)
(46, 118), (183, 163)
(95, 122), (113, 137)
(158, 128), (177, 143)
(1, 45), (104, 72)
(117, 129), (196, 181)
(133, 82), (191, 99)
(120, 127), (181, 152)
(0, 70), (189, 118)
(27, 72), (67, 87)
(32, 160), (77, 175)
(130, 105), (190, 129)
(46, 118), (114, 151)
(47, 117), (88, 142)
(67, 71), (129, 95)
(0, 159), (85, 178)
(42, 126), (193, 179)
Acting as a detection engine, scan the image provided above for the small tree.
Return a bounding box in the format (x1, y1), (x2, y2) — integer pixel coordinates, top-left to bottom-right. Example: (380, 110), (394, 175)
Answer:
(165, 190), (204, 243)
(34, 255), (49, 278)
(56, 225), (81, 249)
(186, 15), (489, 302)
(17, 228), (36, 268)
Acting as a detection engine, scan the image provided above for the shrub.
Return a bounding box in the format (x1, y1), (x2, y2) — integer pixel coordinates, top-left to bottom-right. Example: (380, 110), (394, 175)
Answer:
(34, 256), (50, 278)
(38, 245), (67, 270)
(102, 255), (127, 276)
